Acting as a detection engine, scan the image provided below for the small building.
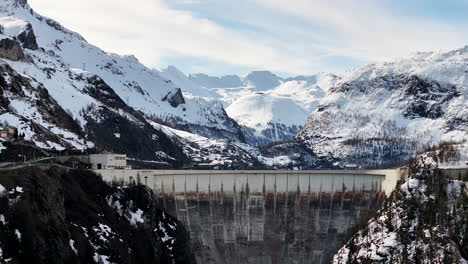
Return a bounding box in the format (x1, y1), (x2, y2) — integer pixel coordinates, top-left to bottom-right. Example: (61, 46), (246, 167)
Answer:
(0, 126), (17, 140)
(89, 153), (127, 170)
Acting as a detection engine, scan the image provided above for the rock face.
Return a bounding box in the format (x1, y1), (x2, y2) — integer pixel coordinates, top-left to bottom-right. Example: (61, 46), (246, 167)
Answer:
(17, 0), (27, 7)
(162, 88), (185, 108)
(0, 0), (248, 151)
(80, 76), (189, 166)
(0, 165), (197, 264)
(0, 62), (189, 166)
(0, 38), (24, 60)
(297, 48), (468, 169)
(259, 140), (336, 169)
(333, 148), (468, 263)
(17, 23), (38, 50)
(0, 63), (84, 148)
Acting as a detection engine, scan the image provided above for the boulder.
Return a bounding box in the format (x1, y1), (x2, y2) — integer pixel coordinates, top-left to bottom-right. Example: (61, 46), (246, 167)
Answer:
(0, 38), (24, 61)
(162, 88), (185, 107)
(17, 23), (38, 50)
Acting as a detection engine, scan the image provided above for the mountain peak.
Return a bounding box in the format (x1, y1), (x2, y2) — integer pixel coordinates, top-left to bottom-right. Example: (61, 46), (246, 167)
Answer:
(243, 70), (282, 91)
(243, 70), (280, 79)
(188, 73), (243, 88)
(164, 65), (185, 76)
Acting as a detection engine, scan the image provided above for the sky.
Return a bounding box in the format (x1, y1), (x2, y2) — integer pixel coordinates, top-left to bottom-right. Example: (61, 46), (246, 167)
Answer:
(28, 0), (468, 77)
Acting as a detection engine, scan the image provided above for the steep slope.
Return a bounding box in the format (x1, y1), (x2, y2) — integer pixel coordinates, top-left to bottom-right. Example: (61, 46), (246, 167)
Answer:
(0, 40), (188, 165)
(152, 122), (262, 169)
(227, 75), (332, 145)
(333, 147), (468, 263)
(0, 0), (243, 144)
(158, 66), (245, 141)
(227, 93), (309, 145)
(0, 62), (91, 150)
(297, 47), (468, 168)
(0, 165), (196, 264)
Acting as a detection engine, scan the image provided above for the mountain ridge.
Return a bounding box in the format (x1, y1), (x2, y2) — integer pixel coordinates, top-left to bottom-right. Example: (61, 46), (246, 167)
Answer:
(0, 0), (258, 168)
(296, 47), (468, 168)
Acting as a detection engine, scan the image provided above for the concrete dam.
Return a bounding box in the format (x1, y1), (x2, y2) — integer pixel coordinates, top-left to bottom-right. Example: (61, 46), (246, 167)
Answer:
(97, 169), (402, 264)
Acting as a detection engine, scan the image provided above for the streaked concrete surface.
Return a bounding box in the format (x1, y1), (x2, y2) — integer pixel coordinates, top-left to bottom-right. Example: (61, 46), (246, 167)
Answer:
(95, 170), (397, 264)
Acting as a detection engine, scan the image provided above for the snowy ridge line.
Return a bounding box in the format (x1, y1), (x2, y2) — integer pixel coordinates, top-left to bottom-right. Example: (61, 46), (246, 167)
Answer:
(0, 0), (244, 152)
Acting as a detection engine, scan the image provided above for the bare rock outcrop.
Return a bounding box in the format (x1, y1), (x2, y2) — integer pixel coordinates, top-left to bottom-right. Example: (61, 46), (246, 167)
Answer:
(0, 38), (24, 60)
(162, 88), (185, 108)
(0, 165), (197, 264)
(17, 23), (38, 50)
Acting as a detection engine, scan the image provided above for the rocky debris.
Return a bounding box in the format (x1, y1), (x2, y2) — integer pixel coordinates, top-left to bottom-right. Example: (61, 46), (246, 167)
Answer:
(17, 23), (38, 50)
(0, 38), (24, 60)
(0, 165), (197, 264)
(162, 88), (185, 108)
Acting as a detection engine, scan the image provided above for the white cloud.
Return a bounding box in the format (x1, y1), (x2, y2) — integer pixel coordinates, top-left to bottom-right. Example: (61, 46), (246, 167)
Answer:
(27, 0), (468, 76)
(28, 0), (310, 74)
(254, 0), (468, 61)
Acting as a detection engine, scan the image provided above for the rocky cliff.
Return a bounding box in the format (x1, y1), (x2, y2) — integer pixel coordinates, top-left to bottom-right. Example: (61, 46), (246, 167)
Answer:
(0, 165), (197, 264)
(0, 0), (246, 163)
(297, 46), (468, 169)
(333, 145), (468, 263)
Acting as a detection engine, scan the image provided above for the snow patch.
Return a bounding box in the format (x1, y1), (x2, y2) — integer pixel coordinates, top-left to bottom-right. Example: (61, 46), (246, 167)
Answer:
(69, 239), (78, 255)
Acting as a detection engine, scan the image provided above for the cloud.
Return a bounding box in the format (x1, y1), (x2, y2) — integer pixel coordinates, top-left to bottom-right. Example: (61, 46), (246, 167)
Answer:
(28, 0), (310, 74)
(28, 0), (468, 76)
(254, 0), (468, 61)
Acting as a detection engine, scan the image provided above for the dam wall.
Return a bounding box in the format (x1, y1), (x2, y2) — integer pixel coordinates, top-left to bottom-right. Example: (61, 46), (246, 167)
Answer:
(95, 170), (400, 264)
(96, 169), (402, 196)
(440, 168), (468, 180)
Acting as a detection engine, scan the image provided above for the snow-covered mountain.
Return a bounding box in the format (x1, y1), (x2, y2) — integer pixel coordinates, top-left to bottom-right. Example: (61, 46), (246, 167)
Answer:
(0, 0), (245, 147)
(227, 73), (335, 145)
(188, 73), (243, 89)
(150, 122), (262, 169)
(0, 0), (254, 166)
(187, 70), (338, 145)
(297, 46), (468, 168)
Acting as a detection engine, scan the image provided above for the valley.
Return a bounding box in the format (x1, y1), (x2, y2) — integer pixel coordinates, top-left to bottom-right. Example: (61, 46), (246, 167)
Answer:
(0, 0), (467, 263)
